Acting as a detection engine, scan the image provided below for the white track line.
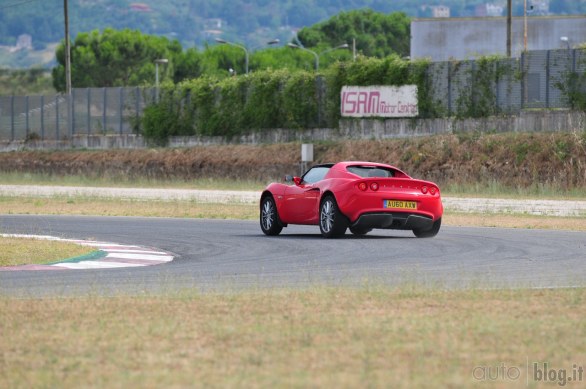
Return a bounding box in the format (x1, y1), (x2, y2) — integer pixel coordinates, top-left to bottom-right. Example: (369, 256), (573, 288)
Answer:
(0, 234), (175, 270)
(54, 261), (146, 269)
(105, 253), (174, 262)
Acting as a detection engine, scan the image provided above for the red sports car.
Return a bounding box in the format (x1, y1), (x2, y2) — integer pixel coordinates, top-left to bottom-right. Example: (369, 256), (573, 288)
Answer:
(260, 161), (443, 238)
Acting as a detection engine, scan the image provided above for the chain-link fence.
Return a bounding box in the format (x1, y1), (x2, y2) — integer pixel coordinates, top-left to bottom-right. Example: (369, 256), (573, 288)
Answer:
(427, 48), (586, 115)
(0, 87), (155, 141)
(1, 49), (585, 141)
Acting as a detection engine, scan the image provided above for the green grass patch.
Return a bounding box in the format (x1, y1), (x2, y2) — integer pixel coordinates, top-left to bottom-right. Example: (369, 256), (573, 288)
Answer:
(0, 287), (585, 388)
(0, 236), (96, 267)
(443, 180), (586, 200)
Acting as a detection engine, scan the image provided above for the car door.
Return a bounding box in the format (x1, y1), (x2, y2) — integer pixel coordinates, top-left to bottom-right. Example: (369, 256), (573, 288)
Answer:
(281, 167), (330, 224)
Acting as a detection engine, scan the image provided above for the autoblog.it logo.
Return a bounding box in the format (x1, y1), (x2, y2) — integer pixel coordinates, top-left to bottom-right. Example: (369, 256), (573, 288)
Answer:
(472, 360), (584, 386)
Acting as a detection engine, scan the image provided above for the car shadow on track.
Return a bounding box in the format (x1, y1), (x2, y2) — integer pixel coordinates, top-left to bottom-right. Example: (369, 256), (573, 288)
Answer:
(241, 233), (416, 240)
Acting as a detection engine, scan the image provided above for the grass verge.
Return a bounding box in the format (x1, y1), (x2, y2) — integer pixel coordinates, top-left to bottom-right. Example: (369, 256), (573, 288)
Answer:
(0, 172), (267, 191)
(443, 181), (586, 200)
(0, 196), (258, 219)
(0, 236), (95, 267)
(1, 287), (585, 388)
(1, 172), (585, 199)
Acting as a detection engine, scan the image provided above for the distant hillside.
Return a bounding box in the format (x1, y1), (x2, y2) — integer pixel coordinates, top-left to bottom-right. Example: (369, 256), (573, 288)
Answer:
(1, 0), (585, 68)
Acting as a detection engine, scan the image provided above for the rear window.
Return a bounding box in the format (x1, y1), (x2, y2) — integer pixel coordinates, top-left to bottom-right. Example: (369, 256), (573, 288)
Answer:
(347, 166), (395, 178)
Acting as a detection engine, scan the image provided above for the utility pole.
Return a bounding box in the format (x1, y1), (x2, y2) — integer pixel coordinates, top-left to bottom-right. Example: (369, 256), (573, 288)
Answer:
(64, 0), (73, 137)
(524, 0), (528, 51)
(506, 0), (512, 57)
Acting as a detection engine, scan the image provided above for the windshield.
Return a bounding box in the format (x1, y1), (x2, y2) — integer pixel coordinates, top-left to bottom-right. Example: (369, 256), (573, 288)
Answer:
(302, 166), (331, 184)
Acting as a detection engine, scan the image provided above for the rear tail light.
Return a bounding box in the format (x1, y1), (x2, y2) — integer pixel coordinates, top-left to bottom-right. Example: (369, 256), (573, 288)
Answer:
(358, 181), (380, 191)
(421, 185), (439, 195)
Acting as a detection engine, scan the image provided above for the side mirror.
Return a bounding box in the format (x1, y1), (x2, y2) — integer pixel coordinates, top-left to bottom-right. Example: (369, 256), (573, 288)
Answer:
(284, 175), (302, 185)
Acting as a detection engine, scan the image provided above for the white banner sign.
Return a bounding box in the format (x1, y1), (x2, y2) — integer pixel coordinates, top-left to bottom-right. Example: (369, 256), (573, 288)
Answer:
(341, 85), (418, 118)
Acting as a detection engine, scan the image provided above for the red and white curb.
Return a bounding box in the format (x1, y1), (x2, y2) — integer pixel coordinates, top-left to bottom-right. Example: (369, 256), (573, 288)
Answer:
(0, 234), (175, 271)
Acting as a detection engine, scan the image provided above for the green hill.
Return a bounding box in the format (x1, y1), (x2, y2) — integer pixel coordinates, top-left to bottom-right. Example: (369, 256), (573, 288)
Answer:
(1, 0), (585, 69)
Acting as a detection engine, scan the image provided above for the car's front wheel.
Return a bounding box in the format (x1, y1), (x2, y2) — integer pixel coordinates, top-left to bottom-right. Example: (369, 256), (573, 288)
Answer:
(319, 195), (347, 238)
(260, 196), (283, 236)
(413, 218), (441, 238)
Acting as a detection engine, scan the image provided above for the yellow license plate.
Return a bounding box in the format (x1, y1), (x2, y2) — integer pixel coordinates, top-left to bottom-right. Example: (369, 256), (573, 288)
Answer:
(384, 200), (417, 210)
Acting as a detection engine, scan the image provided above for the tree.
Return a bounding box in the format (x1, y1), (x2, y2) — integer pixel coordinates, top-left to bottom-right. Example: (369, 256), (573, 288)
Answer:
(296, 9), (411, 58)
(200, 44), (249, 77)
(52, 28), (195, 91)
(173, 47), (203, 83)
(250, 47), (342, 72)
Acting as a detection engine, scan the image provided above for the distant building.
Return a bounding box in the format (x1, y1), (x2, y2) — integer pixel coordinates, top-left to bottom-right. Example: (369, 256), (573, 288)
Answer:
(15, 34), (32, 51)
(202, 19), (225, 39)
(419, 5), (451, 18)
(431, 5), (451, 18)
(129, 3), (152, 12)
(411, 15), (586, 61)
(529, 0), (550, 16)
(475, 3), (504, 17)
(6, 34), (33, 52)
(204, 18), (224, 30)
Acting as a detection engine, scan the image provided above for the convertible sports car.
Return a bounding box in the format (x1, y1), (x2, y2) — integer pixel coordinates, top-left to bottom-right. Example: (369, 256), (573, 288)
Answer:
(260, 161), (443, 238)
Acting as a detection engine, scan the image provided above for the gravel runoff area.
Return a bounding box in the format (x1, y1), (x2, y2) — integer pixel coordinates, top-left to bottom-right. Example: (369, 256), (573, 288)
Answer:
(0, 185), (585, 217)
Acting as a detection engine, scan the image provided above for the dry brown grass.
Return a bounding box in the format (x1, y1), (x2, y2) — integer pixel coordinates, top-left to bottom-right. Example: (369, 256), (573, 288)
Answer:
(1, 287), (585, 388)
(0, 196), (258, 219)
(0, 132), (584, 190)
(446, 212), (586, 231)
(0, 236), (95, 266)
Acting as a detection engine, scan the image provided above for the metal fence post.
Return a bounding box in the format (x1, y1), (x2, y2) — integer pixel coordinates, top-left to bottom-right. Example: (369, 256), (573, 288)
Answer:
(545, 50), (551, 108)
(134, 87), (140, 134)
(10, 95), (15, 141)
(25, 95), (29, 139)
(87, 88), (91, 135)
(316, 76), (321, 127)
(495, 61), (500, 112)
(119, 87), (124, 135)
(56, 95), (60, 141)
(40, 95), (45, 140)
(471, 61), (477, 110)
(71, 88), (76, 136)
(447, 62), (452, 115)
(102, 87), (107, 133)
(520, 52), (526, 109)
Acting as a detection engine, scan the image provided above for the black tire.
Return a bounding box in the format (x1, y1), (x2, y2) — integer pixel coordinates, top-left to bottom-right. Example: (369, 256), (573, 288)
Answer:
(413, 217), (441, 238)
(319, 195), (347, 238)
(260, 196), (283, 236)
(349, 226), (372, 236)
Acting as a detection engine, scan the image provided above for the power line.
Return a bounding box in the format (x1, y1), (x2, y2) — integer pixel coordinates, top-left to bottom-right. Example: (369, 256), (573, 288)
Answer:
(0, 0), (41, 10)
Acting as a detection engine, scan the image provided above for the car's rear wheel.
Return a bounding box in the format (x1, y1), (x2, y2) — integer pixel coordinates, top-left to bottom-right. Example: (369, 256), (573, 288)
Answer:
(319, 195), (347, 238)
(260, 196), (283, 236)
(349, 226), (372, 236)
(413, 217), (441, 238)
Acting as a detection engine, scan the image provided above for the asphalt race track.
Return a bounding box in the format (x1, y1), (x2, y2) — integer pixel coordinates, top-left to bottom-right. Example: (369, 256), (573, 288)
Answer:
(0, 215), (585, 297)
